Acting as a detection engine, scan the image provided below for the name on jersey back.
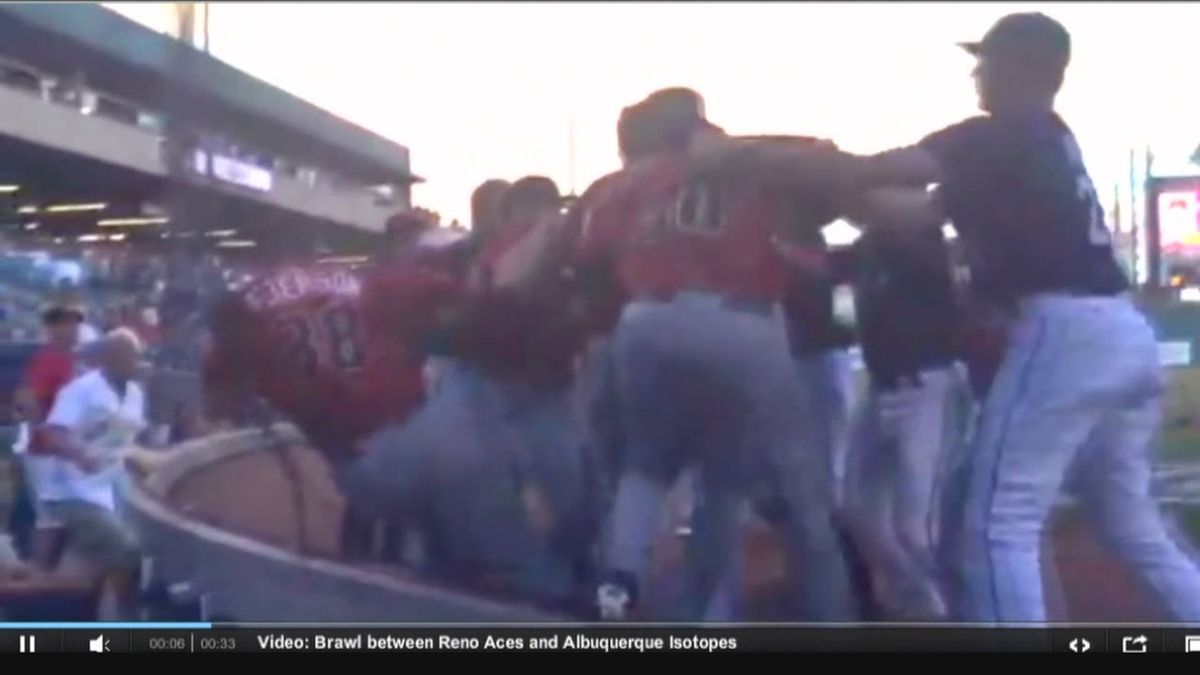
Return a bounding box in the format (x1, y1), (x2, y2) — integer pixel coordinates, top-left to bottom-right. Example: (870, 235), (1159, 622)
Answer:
(245, 267), (362, 311)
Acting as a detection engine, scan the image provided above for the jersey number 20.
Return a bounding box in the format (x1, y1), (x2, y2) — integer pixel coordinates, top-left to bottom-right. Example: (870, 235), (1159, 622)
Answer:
(1062, 137), (1110, 247)
(274, 306), (366, 376)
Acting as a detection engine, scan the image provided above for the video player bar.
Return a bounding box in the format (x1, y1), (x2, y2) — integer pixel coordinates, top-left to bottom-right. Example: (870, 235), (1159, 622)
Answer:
(2, 626), (1199, 653)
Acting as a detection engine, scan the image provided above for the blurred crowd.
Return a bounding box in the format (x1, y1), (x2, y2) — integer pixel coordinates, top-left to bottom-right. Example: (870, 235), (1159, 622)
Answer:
(0, 242), (245, 373)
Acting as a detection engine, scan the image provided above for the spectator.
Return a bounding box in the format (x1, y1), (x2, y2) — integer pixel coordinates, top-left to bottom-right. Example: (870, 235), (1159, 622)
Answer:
(12, 296), (86, 569)
(41, 329), (147, 619)
(132, 306), (161, 347)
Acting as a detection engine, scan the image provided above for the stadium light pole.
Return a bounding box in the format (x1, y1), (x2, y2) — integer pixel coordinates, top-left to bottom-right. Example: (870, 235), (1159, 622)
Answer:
(567, 114), (577, 199)
(164, 4), (201, 272)
(202, 3), (210, 54)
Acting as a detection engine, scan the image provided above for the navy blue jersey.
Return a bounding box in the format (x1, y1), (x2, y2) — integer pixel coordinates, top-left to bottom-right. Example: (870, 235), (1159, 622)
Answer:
(920, 113), (1128, 306)
(851, 227), (960, 388)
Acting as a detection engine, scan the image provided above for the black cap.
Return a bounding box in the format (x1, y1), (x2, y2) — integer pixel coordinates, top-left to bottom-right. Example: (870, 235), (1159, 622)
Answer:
(42, 305), (85, 325)
(41, 292), (85, 325)
(959, 13), (1070, 72)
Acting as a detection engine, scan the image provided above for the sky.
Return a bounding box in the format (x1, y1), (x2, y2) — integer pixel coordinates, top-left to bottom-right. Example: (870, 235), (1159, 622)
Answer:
(104, 2), (1200, 228)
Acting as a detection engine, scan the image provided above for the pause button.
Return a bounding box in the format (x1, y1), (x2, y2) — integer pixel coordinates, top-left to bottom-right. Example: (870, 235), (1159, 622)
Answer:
(3, 631), (59, 653)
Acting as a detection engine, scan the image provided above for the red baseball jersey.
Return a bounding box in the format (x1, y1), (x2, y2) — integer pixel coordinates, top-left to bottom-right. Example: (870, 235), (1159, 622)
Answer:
(450, 215), (587, 388)
(574, 153), (802, 303)
(205, 262), (459, 457)
(569, 170), (633, 335)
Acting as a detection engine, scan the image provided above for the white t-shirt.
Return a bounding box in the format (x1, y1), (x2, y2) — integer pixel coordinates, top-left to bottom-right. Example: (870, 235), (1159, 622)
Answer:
(45, 369), (146, 510)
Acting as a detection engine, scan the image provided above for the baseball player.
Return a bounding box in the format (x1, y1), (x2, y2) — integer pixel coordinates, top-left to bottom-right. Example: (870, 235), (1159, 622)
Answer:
(569, 103), (664, 490)
(839, 225), (965, 620)
(807, 13), (1200, 622)
(350, 177), (604, 609)
(204, 231), (464, 561)
(579, 89), (856, 621)
(456, 175), (601, 584)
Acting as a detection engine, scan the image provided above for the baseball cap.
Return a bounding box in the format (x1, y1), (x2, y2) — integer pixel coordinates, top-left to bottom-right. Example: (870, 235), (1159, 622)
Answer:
(41, 295), (85, 324)
(959, 13), (1071, 72)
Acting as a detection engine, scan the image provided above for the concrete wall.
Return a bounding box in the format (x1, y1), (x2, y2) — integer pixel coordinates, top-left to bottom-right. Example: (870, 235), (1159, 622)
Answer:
(0, 85), (395, 234)
(0, 84), (163, 174)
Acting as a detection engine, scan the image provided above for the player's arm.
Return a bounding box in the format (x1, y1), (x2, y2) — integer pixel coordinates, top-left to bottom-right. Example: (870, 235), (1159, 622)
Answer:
(41, 383), (96, 472)
(842, 146), (944, 189)
(838, 117), (994, 231)
(842, 185), (946, 233)
(688, 133), (853, 191)
(847, 115), (994, 193)
(490, 211), (572, 293)
(842, 116), (992, 193)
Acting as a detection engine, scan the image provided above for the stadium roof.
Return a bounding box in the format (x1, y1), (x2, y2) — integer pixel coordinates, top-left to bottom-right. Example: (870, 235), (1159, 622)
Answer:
(0, 4), (420, 185)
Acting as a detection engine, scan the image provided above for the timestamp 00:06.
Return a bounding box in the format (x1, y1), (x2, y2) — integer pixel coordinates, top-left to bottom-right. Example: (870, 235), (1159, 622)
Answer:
(133, 631), (196, 653)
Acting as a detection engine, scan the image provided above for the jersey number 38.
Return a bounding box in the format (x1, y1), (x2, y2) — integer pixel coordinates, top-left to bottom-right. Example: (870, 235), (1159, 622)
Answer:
(272, 305), (366, 376)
